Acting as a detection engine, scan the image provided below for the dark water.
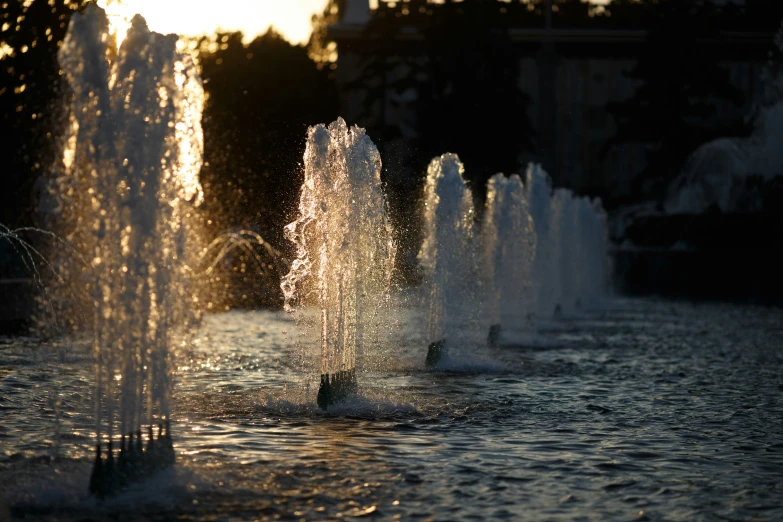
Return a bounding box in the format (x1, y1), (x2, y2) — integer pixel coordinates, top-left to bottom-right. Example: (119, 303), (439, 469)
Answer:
(1, 298), (782, 521)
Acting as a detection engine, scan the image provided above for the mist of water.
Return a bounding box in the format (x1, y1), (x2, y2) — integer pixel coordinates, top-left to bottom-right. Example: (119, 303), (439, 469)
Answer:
(548, 189), (611, 318)
(578, 196), (612, 310)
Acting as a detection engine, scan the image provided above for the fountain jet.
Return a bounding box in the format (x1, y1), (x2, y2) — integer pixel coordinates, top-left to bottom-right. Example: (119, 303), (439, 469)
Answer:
(419, 154), (478, 366)
(57, 5), (204, 494)
(281, 119), (395, 409)
(481, 174), (537, 345)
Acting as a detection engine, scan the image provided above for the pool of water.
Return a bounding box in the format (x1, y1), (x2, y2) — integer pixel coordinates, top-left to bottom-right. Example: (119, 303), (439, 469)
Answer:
(1, 298), (782, 521)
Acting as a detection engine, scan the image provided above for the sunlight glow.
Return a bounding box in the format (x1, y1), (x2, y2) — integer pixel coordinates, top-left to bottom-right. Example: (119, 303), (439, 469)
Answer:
(97, 0), (134, 48)
(96, 0), (330, 46)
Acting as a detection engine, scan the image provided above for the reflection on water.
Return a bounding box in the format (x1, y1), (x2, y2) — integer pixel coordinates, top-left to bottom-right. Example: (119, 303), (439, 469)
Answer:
(1, 298), (782, 520)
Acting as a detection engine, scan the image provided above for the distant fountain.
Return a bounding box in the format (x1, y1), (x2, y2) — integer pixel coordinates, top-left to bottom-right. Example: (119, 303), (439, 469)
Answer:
(419, 154), (478, 366)
(198, 229), (288, 308)
(550, 189), (579, 315)
(665, 22), (783, 214)
(56, 5), (205, 495)
(481, 174), (537, 346)
(525, 164), (558, 319)
(281, 119), (395, 409)
(199, 230), (286, 279)
(577, 197), (612, 309)
(521, 164), (611, 322)
(548, 188), (611, 317)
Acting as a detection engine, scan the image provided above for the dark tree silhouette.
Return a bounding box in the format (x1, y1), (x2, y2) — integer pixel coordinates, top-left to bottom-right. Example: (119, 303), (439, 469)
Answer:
(198, 30), (339, 247)
(348, 0), (535, 192)
(0, 0), (86, 229)
(604, 1), (750, 205)
(309, 0), (345, 67)
(414, 0), (535, 189)
(742, 0), (783, 32)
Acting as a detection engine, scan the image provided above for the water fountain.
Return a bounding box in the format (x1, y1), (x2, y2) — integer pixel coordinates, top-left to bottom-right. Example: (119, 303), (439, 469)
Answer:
(543, 187), (611, 318)
(550, 188), (579, 315)
(419, 154), (478, 366)
(281, 118), (395, 409)
(481, 174), (537, 346)
(55, 4), (205, 496)
(524, 164), (558, 320)
(576, 196), (611, 310)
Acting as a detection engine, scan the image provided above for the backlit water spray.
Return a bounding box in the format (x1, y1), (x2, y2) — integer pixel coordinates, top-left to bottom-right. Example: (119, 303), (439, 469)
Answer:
(56, 4), (205, 496)
(281, 118), (395, 409)
(419, 154), (478, 366)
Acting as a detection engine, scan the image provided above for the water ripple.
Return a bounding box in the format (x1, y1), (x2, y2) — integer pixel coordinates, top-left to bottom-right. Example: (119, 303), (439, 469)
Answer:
(1, 299), (782, 521)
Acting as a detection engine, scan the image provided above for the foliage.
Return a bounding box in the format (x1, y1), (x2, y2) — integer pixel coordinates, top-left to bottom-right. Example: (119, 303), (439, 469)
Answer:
(309, 0), (344, 67)
(348, 0), (536, 192)
(198, 30), (339, 248)
(0, 0), (86, 228)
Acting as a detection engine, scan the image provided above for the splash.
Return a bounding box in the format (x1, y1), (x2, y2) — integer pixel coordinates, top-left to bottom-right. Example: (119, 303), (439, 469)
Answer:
(419, 154), (478, 366)
(281, 118), (396, 409)
(56, 4), (205, 495)
(199, 230), (286, 279)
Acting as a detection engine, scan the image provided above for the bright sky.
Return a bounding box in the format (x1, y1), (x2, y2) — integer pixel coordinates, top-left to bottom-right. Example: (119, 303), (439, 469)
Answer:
(96, 0), (614, 46)
(97, 0), (331, 44)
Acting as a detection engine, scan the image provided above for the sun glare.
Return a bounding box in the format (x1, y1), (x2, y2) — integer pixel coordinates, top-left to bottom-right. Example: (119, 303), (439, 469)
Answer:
(95, 0), (330, 48)
(97, 0), (135, 49)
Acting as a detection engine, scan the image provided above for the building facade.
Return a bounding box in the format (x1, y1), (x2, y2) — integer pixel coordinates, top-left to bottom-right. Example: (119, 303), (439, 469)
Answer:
(329, 1), (772, 201)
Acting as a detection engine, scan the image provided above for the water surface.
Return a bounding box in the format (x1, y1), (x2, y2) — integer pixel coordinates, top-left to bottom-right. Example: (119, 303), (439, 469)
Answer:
(1, 298), (782, 521)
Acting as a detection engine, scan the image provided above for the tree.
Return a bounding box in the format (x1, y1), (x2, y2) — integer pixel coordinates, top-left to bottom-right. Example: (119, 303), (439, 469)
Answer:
(604, 0), (750, 204)
(742, 0), (783, 32)
(0, 0), (86, 229)
(198, 30), (339, 248)
(309, 0), (345, 68)
(414, 0), (535, 189)
(345, 0), (535, 193)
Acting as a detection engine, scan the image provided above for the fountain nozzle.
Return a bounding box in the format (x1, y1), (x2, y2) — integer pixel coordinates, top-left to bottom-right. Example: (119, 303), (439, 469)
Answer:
(316, 369), (357, 410)
(88, 424), (176, 497)
(425, 339), (446, 368)
(487, 324), (501, 347)
(89, 443), (104, 498)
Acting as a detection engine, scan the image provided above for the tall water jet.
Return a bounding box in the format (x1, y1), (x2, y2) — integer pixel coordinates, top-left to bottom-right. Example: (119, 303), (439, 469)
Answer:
(576, 196), (611, 309)
(524, 164), (610, 320)
(281, 119), (395, 409)
(481, 174), (537, 345)
(419, 154), (478, 366)
(56, 5), (205, 495)
(549, 189), (611, 317)
(550, 189), (579, 315)
(524, 164), (558, 320)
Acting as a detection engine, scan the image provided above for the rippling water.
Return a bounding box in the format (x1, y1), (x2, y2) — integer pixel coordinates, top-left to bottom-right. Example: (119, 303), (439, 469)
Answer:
(2, 298), (782, 521)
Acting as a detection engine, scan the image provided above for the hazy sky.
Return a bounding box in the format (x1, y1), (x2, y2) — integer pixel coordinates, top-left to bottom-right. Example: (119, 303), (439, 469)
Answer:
(97, 0), (331, 44)
(97, 0), (613, 45)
